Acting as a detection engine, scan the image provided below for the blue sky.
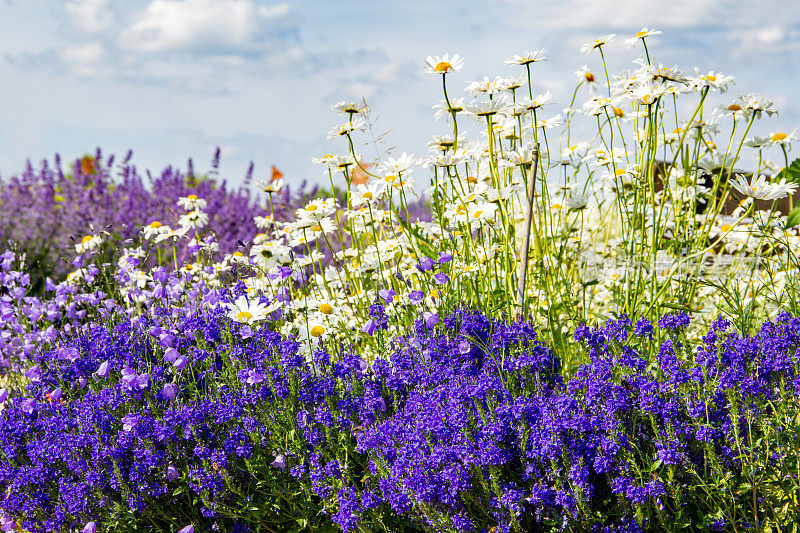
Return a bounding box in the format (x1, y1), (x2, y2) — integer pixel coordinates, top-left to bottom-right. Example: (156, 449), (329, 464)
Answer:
(1, 0), (799, 189)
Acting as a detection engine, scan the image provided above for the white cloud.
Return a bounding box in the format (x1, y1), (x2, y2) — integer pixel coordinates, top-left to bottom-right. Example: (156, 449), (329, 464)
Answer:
(60, 42), (106, 76)
(119, 0), (291, 55)
(65, 0), (115, 34)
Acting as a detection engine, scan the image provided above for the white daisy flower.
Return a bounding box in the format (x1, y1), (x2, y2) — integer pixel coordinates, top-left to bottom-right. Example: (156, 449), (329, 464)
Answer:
(226, 295), (276, 324)
(625, 28), (662, 48)
(423, 53), (464, 74)
(504, 48), (547, 66)
(177, 194), (207, 211)
(75, 234), (102, 254)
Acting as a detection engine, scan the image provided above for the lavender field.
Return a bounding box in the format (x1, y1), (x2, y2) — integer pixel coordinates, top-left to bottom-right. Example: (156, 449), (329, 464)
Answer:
(2, 22), (800, 533)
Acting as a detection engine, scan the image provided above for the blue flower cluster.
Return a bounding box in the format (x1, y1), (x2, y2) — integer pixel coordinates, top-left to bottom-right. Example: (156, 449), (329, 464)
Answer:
(1, 306), (800, 531)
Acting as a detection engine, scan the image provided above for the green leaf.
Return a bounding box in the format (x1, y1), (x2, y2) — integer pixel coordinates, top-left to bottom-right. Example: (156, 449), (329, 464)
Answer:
(660, 302), (695, 313)
(786, 206), (800, 229)
(778, 157), (800, 184)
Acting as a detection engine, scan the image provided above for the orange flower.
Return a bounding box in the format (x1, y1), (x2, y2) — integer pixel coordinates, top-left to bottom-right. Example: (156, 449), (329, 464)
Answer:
(80, 156), (96, 175)
(271, 165), (284, 182)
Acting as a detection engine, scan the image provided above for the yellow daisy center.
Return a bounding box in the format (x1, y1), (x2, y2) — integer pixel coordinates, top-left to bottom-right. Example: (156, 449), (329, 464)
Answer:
(237, 311), (252, 322)
(310, 325), (326, 337)
(233, 251), (243, 257)
(305, 204), (318, 212)
(81, 235), (93, 244)
(187, 194), (198, 201)
(772, 132), (788, 142)
(585, 72), (595, 82)
(149, 221), (162, 229)
(705, 75), (717, 82)
(615, 168), (626, 176)
(473, 210), (484, 218)
(635, 30), (648, 38)
(613, 107), (624, 118)
(720, 224), (732, 232)
(434, 61), (453, 73)
(728, 104), (742, 111)
(363, 191), (373, 200)
(319, 303), (333, 315)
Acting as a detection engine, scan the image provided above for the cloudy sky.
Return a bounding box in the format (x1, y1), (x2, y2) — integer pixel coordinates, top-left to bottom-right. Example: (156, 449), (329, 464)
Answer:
(0, 0), (798, 189)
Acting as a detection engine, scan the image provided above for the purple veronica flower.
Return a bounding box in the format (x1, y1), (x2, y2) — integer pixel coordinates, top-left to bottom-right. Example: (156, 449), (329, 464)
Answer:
(409, 290), (424, 304)
(172, 356), (189, 372)
(246, 370), (263, 385)
(415, 256), (435, 272)
(164, 347), (179, 363)
(240, 325), (254, 339)
(152, 266), (168, 283)
(161, 383), (178, 400)
(178, 526), (194, 533)
(24, 365), (41, 382)
(378, 289), (396, 303)
(50, 388), (63, 402)
(437, 252), (452, 264)
(121, 414), (137, 432)
(362, 320), (378, 336)
(94, 360), (110, 379)
(276, 286), (291, 303)
(19, 399), (35, 415)
(166, 465), (179, 481)
(80, 522), (97, 533)
(271, 454), (286, 470)
(423, 311), (440, 328)
(433, 272), (449, 285)
(0, 388), (7, 404)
